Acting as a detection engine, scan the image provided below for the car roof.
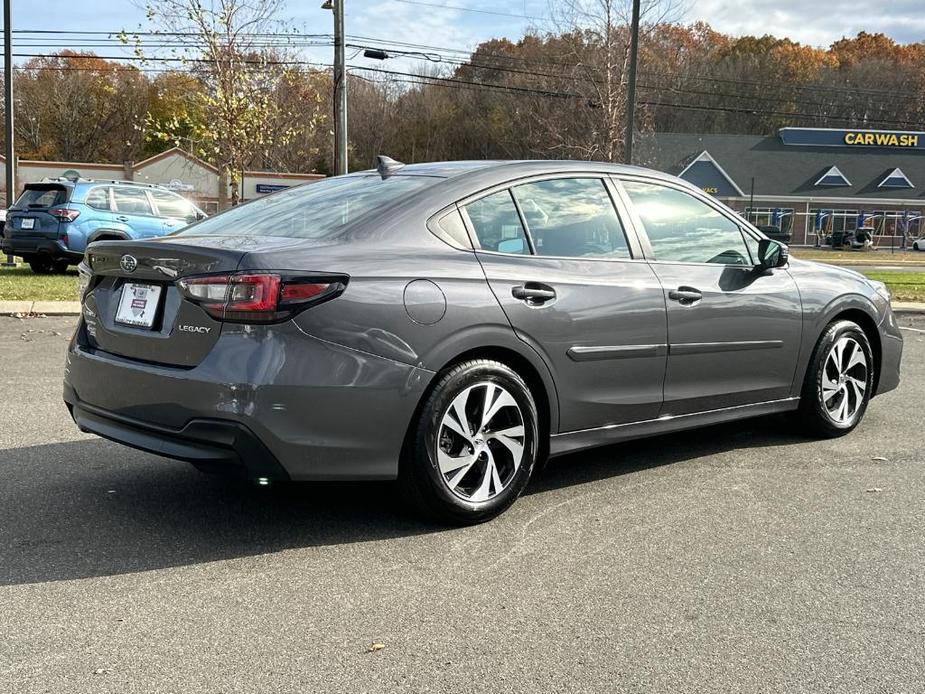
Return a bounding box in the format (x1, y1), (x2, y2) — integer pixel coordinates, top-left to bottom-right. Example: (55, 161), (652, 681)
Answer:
(353, 159), (680, 182)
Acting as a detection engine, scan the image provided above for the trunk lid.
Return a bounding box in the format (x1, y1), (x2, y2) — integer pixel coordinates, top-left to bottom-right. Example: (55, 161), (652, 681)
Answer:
(81, 237), (258, 367)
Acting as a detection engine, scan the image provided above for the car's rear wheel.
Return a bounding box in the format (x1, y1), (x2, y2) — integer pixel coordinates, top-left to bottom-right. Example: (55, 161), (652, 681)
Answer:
(400, 359), (539, 525)
(797, 320), (873, 437)
(51, 260), (70, 274)
(28, 257), (53, 274)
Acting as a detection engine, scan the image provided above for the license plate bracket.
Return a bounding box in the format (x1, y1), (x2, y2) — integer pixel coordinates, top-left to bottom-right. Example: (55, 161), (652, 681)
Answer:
(115, 282), (162, 329)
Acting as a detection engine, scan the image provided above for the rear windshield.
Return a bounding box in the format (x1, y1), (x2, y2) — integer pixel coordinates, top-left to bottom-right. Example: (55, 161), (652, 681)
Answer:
(13, 185), (69, 209)
(176, 174), (438, 240)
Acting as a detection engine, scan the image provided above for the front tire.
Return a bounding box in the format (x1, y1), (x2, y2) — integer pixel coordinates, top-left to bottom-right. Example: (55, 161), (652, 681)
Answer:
(400, 359), (539, 525)
(797, 320), (873, 437)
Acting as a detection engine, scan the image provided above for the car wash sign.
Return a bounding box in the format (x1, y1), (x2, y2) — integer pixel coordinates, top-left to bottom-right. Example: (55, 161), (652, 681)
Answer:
(780, 127), (925, 150)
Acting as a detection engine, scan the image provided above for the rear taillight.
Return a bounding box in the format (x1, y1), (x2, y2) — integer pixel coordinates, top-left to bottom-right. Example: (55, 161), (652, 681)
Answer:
(177, 272), (346, 323)
(77, 261), (93, 302)
(49, 207), (80, 222)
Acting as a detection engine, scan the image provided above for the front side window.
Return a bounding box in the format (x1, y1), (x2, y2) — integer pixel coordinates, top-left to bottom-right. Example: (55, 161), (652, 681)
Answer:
(622, 180), (750, 265)
(150, 189), (195, 219)
(512, 178), (630, 259)
(85, 187), (111, 211)
(464, 190), (530, 254)
(113, 187), (153, 216)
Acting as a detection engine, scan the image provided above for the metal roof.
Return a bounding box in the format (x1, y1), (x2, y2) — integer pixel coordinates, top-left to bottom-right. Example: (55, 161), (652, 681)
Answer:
(640, 132), (925, 201)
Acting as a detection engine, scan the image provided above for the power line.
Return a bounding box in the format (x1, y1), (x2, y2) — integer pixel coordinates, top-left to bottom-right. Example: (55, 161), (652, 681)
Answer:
(391, 0), (551, 22)
(8, 39), (923, 129)
(9, 28), (915, 102)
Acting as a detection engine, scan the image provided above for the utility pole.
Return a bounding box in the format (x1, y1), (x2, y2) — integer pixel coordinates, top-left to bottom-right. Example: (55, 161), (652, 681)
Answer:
(3, 0), (15, 265)
(331, 0), (347, 175)
(623, 0), (640, 165)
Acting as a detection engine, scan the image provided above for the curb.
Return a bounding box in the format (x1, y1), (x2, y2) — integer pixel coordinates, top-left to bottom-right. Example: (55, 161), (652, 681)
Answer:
(1, 300), (82, 316)
(891, 303), (925, 315)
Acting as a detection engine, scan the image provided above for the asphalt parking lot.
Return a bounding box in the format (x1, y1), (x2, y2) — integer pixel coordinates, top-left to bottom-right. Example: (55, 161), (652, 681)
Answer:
(2, 314), (924, 693)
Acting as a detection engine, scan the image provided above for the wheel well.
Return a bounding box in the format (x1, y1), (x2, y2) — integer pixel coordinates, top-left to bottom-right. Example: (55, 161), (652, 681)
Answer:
(830, 308), (882, 392)
(91, 233), (125, 242)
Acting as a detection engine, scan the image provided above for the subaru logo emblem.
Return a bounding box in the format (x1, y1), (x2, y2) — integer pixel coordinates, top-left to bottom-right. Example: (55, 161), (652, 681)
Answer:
(120, 255), (138, 273)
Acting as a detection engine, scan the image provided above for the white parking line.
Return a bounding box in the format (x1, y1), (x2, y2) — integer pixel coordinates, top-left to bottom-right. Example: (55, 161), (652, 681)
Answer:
(899, 326), (925, 333)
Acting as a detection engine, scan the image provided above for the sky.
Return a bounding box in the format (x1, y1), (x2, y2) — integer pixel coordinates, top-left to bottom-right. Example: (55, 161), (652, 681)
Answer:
(4, 0), (923, 73)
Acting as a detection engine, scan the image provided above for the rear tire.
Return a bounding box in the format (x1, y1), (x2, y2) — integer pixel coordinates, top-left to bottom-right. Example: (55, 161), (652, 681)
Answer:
(399, 359), (539, 525)
(51, 260), (70, 274)
(796, 320), (873, 438)
(28, 257), (53, 274)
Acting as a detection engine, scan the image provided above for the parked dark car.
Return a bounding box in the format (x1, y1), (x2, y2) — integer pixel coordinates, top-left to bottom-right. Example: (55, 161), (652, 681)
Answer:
(65, 159), (903, 524)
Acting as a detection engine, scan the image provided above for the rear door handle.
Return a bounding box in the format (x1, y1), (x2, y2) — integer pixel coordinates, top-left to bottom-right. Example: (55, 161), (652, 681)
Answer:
(512, 283), (556, 305)
(668, 286), (702, 305)
(116, 215), (129, 222)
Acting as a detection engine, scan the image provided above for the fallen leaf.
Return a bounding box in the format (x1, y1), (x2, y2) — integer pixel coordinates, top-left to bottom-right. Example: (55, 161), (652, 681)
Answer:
(92, 668), (112, 675)
(865, 487), (883, 493)
(367, 642), (386, 653)
(871, 456), (889, 462)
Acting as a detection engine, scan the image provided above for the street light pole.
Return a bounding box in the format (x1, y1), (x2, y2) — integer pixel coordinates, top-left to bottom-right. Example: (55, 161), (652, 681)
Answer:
(623, 0), (640, 165)
(332, 0), (347, 175)
(3, 0), (15, 265)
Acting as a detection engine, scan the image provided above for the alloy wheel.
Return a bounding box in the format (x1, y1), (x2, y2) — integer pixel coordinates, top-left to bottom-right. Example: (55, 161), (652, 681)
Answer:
(821, 336), (868, 425)
(436, 381), (525, 502)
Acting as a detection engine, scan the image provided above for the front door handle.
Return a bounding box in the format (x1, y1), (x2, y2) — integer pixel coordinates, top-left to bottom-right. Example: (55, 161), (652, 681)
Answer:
(668, 286), (702, 305)
(512, 283), (556, 305)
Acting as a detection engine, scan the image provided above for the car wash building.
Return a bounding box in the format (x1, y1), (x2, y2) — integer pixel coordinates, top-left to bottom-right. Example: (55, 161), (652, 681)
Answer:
(644, 128), (925, 247)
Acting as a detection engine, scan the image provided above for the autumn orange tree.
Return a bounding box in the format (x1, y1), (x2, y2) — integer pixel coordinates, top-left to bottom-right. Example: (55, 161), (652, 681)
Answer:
(12, 51), (149, 162)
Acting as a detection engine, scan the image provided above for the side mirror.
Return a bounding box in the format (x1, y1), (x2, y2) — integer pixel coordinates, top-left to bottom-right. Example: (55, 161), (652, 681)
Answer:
(757, 238), (788, 270)
(497, 237), (526, 254)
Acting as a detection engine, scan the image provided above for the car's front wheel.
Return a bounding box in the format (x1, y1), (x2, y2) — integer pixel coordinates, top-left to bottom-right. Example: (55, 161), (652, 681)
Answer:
(400, 359), (539, 525)
(797, 320), (873, 437)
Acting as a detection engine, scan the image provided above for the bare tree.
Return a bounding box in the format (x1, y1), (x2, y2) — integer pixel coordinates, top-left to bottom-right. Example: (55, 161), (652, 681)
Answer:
(130, 0), (325, 204)
(536, 0), (682, 161)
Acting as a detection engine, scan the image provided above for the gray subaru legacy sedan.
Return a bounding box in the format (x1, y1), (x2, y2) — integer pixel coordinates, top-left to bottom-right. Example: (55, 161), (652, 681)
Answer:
(65, 158), (903, 524)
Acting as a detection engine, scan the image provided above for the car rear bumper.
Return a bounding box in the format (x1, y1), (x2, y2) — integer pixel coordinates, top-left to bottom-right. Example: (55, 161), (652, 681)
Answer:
(65, 389), (291, 480)
(64, 319), (435, 481)
(1, 234), (82, 262)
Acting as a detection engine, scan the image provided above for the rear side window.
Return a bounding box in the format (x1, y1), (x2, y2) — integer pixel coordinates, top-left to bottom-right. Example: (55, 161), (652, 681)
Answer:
(622, 180), (751, 265)
(113, 187), (153, 215)
(14, 185), (68, 209)
(85, 187), (111, 210)
(150, 190), (195, 219)
(431, 208), (471, 249)
(464, 190), (530, 254)
(512, 178), (630, 259)
(176, 174), (438, 240)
